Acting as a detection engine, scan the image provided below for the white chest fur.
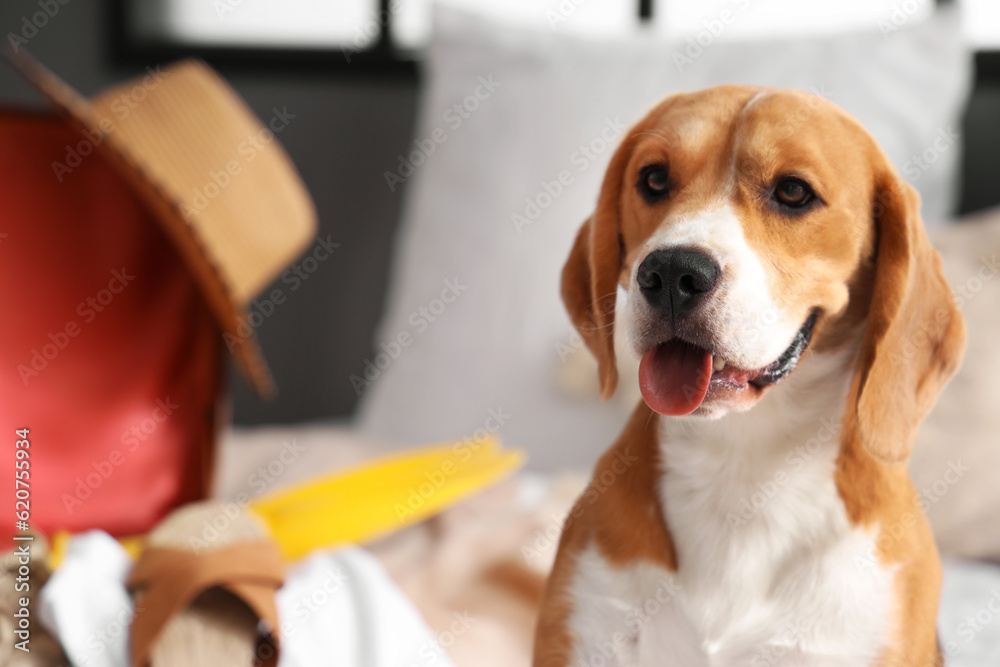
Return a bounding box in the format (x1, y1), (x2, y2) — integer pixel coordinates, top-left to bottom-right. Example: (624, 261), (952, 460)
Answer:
(567, 352), (898, 666)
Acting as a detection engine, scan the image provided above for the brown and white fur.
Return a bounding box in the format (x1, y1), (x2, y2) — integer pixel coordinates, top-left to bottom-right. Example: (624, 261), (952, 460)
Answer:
(533, 86), (966, 666)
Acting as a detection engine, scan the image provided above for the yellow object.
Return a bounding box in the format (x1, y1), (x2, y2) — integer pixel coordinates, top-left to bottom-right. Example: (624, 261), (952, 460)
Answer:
(49, 436), (524, 565)
(253, 436), (524, 560)
(47, 530), (145, 571)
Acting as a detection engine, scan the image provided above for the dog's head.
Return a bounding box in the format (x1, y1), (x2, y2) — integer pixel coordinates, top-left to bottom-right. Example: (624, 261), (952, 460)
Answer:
(563, 85), (965, 463)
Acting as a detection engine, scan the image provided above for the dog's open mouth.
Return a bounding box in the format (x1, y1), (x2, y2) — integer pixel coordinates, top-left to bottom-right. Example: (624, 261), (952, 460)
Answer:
(638, 312), (818, 416)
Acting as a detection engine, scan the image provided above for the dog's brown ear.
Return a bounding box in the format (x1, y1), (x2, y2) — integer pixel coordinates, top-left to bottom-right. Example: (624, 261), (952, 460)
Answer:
(854, 166), (965, 464)
(561, 139), (632, 400)
(562, 217), (618, 398)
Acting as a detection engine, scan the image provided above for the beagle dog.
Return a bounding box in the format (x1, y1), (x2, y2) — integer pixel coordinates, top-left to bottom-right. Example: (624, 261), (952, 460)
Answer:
(534, 86), (966, 666)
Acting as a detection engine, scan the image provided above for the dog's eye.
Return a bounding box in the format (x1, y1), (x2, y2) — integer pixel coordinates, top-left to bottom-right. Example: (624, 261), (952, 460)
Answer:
(639, 165), (671, 201)
(774, 178), (814, 208)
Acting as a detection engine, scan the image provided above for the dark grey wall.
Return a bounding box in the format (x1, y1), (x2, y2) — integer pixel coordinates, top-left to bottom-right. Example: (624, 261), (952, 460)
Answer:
(0, 0), (419, 424)
(959, 86), (1000, 216)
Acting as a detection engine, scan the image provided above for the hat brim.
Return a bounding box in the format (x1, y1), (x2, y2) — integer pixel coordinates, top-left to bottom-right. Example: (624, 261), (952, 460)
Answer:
(5, 48), (319, 397)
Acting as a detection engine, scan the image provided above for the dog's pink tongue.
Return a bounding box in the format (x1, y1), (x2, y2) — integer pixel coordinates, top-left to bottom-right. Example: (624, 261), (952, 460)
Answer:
(639, 341), (713, 416)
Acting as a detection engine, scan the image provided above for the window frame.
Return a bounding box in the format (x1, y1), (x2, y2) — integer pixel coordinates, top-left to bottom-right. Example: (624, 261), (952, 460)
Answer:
(108, 0), (999, 84)
(108, 0), (419, 77)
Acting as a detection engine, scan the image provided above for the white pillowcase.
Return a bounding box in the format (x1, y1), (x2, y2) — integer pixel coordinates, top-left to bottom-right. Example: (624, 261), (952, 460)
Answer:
(357, 4), (971, 471)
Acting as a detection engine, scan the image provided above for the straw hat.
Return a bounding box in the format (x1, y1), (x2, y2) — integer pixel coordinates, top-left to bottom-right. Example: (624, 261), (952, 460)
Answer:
(4, 48), (317, 396)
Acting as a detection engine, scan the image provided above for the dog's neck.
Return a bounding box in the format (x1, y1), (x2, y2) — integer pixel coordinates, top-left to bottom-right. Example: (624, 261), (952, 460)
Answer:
(655, 348), (858, 595)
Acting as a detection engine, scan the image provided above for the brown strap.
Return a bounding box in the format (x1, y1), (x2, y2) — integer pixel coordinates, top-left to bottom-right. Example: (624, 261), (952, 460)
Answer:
(127, 542), (285, 667)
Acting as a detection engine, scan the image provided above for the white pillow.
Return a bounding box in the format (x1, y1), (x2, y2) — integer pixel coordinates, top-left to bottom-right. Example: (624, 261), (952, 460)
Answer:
(357, 4), (971, 471)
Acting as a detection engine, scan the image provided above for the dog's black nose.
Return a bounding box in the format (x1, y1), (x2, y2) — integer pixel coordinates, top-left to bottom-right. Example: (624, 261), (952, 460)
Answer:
(637, 248), (719, 319)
